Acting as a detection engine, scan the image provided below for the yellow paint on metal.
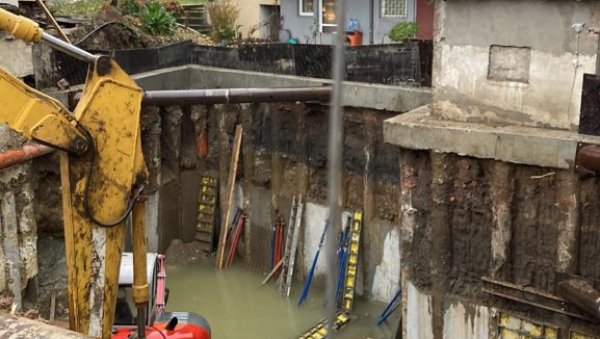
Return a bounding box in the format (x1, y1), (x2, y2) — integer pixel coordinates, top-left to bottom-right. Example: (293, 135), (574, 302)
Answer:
(0, 67), (87, 153)
(0, 8), (43, 42)
(0, 19), (146, 338)
(66, 58), (144, 338)
(339, 210), (362, 312)
(59, 153), (78, 331)
(297, 312), (351, 339)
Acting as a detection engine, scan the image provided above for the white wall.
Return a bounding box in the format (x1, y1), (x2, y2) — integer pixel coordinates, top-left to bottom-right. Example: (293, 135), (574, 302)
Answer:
(371, 227), (400, 302)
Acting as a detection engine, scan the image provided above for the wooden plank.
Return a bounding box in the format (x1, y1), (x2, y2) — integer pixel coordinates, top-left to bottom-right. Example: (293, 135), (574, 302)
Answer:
(216, 125), (243, 269)
(260, 259), (284, 285)
(35, 0), (71, 43)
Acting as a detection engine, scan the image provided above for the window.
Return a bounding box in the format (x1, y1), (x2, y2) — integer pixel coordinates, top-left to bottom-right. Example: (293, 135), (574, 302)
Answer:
(320, 0), (336, 32)
(381, 0), (407, 18)
(299, 0), (314, 16)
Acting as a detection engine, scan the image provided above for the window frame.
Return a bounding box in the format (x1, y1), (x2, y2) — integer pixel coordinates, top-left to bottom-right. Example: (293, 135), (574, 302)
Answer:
(299, 0), (314, 16)
(380, 0), (408, 18)
(318, 0), (337, 32)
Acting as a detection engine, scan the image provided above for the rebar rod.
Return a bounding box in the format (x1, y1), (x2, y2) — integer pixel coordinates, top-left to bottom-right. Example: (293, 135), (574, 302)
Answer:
(325, 0), (348, 335)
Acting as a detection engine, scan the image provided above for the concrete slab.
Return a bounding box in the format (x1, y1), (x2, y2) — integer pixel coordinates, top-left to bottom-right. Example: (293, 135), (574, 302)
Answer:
(383, 106), (600, 169)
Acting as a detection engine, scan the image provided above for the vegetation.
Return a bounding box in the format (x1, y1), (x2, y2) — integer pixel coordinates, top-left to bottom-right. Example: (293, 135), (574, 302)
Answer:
(50, 0), (200, 18)
(139, 2), (176, 35)
(119, 0), (142, 16)
(388, 22), (419, 42)
(206, 0), (240, 43)
(50, 0), (106, 17)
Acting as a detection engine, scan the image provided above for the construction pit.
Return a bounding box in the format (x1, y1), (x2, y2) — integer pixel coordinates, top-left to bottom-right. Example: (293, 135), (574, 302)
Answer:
(3, 61), (600, 339)
(0, 62), (428, 338)
(3, 3), (600, 337)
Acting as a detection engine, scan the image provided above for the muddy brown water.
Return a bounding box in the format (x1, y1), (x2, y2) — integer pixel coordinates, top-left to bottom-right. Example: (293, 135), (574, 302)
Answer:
(165, 261), (400, 338)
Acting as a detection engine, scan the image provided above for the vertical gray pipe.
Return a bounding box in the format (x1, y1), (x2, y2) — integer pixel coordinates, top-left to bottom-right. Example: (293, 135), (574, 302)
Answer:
(325, 0), (347, 335)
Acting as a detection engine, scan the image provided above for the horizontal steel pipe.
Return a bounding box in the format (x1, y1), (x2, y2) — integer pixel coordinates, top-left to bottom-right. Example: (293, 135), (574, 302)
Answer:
(3, 86), (330, 168)
(41, 33), (96, 63)
(0, 144), (54, 170)
(576, 144), (600, 173)
(557, 279), (600, 320)
(142, 87), (332, 105)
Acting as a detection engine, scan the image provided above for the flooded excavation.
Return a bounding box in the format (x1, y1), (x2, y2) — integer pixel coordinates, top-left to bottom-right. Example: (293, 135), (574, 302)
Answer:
(165, 261), (400, 339)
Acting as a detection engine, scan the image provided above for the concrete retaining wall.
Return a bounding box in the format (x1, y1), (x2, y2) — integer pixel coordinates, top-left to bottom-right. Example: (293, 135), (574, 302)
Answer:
(0, 126), (38, 310)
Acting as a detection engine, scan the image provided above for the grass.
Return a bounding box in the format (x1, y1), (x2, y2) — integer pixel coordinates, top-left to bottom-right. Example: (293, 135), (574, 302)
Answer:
(49, 0), (206, 18)
(50, 0), (106, 17)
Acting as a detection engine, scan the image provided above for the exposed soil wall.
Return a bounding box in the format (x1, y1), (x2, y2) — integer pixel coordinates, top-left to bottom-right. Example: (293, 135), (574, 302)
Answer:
(399, 148), (600, 334)
(157, 101), (404, 299)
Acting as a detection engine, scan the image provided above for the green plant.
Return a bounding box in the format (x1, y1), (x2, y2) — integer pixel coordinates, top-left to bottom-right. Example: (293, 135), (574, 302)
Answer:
(388, 22), (419, 42)
(206, 0), (241, 42)
(119, 0), (142, 15)
(140, 2), (176, 35)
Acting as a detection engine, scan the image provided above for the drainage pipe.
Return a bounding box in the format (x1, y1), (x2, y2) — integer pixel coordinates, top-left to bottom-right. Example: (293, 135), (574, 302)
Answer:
(0, 86), (331, 169)
(0, 144), (54, 170)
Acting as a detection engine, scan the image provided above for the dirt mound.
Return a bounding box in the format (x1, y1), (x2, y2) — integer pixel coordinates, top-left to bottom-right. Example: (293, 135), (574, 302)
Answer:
(67, 7), (213, 50)
(165, 239), (209, 265)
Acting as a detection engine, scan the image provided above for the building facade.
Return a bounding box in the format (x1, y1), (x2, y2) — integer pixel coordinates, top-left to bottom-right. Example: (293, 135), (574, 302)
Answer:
(280, 0), (433, 45)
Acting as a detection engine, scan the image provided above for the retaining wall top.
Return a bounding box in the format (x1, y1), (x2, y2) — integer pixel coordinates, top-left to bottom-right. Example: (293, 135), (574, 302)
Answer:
(384, 105), (600, 169)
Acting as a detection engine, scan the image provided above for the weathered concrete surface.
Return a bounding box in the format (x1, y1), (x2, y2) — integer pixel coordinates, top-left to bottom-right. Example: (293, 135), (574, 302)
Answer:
(384, 105), (600, 169)
(432, 0), (599, 130)
(0, 313), (86, 338)
(0, 0), (18, 6)
(0, 37), (33, 78)
(442, 300), (489, 339)
(371, 226), (400, 302)
(0, 127), (37, 310)
(406, 282), (433, 339)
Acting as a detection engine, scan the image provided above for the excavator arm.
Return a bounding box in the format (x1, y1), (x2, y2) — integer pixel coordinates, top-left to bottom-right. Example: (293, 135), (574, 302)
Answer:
(0, 8), (150, 338)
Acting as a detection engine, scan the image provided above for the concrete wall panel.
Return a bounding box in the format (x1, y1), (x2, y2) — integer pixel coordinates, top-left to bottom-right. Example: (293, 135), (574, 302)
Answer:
(406, 282), (433, 339)
(371, 227), (400, 302)
(442, 301), (489, 339)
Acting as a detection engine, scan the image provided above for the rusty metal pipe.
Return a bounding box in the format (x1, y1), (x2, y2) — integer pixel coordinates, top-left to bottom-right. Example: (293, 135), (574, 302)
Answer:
(576, 144), (600, 173)
(142, 87), (331, 105)
(0, 144), (54, 170)
(557, 279), (600, 320)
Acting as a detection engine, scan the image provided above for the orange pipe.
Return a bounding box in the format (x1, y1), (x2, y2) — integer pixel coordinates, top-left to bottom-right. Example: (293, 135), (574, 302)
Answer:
(0, 144), (54, 169)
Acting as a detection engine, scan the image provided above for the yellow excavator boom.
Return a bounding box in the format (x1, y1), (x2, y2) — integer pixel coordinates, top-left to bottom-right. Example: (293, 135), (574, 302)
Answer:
(0, 8), (150, 339)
